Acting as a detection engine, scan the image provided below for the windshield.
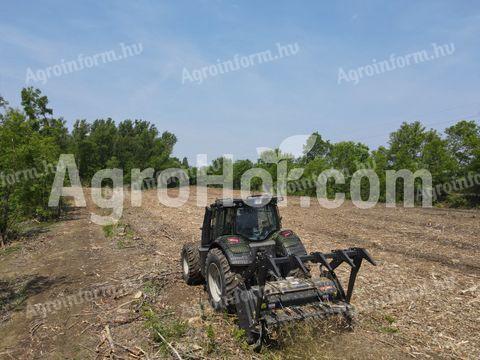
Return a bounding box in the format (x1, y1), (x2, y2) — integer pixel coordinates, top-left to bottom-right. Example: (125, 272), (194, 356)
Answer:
(236, 205), (279, 241)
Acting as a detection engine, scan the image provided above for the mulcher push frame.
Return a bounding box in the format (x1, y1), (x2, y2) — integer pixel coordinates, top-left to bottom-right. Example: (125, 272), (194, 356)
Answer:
(234, 247), (376, 347)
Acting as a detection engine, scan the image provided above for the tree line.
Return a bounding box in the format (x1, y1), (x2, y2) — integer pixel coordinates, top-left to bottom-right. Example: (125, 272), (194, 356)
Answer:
(0, 88), (184, 245)
(1, 87), (479, 246)
(205, 121), (479, 207)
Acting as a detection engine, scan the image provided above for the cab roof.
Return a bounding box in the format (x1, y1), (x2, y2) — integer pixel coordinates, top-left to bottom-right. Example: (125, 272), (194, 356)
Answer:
(211, 195), (281, 208)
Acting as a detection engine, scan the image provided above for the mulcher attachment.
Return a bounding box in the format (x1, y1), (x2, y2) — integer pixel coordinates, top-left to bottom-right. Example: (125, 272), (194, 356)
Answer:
(234, 248), (376, 349)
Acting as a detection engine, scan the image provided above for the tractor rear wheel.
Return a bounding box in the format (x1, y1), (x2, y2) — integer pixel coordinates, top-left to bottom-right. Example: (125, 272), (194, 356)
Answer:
(181, 243), (204, 285)
(205, 248), (238, 312)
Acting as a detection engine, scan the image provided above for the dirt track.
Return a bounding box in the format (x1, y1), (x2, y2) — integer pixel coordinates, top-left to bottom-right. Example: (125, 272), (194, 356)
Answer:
(1, 187), (479, 359)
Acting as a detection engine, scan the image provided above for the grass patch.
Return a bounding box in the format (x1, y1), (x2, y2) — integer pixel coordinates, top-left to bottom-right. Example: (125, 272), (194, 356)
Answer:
(378, 313), (398, 333)
(142, 280), (164, 297)
(124, 226), (134, 238)
(206, 324), (216, 354)
(0, 244), (22, 257)
(142, 306), (188, 355)
(116, 226), (134, 249)
(103, 222), (135, 249)
(232, 327), (250, 351)
(384, 314), (396, 324)
(232, 327), (246, 342)
(116, 238), (127, 249)
(103, 224), (115, 237)
(379, 326), (399, 334)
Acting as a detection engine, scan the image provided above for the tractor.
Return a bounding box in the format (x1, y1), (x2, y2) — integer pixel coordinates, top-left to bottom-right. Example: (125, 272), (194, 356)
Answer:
(181, 196), (376, 349)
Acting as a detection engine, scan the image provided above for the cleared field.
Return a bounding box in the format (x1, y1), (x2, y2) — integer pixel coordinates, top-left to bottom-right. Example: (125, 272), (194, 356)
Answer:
(123, 188), (480, 359)
(1, 187), (478, 359)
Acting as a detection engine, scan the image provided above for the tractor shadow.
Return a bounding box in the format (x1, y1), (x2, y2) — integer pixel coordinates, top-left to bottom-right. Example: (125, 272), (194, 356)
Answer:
(0, 275), (67, 316)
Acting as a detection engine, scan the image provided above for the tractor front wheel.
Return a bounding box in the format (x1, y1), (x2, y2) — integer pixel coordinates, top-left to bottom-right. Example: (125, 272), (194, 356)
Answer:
(181, 243), (204, 285)
(205, 248), (238, 312)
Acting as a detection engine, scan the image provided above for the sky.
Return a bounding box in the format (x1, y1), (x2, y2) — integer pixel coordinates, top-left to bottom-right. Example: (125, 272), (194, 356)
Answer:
(1, 0), (479, 163)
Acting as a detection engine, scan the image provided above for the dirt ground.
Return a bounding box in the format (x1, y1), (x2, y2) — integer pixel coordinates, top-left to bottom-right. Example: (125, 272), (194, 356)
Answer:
(1, 187), (479, 359)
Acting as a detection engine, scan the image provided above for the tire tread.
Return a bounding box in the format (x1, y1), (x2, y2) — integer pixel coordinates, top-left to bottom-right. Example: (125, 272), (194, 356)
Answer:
(206, 248), (238, 311)
(182, 242), (204, 285)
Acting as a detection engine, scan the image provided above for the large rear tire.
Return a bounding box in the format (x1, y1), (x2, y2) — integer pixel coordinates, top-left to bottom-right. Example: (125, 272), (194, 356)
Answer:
(181, 243), (204, 285)
(205, 248), (238, 312)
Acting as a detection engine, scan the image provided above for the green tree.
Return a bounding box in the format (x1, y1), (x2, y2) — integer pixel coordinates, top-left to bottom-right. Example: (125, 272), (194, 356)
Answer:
(445, 120), (480, 170)
(89, 118), (118, 169)
(233, 159), (253, 189)
(0, 95), (8, 109)
(328, 141), (370, 175)
(327, 141), (370, 199)
(445, 120), (480, 205)
(0, 105), (61, 245)
(21, 87), (53, 126)
(72, 119), (97, 181)
(0, 87), (187, 245)
(421, 130), (456, 195)
(388, 121), (426, 170)
(206, 157), (233, 188)
(302, 132), (331, 162)
(371, 146), (389, 202)
(300, 157), (329, 196)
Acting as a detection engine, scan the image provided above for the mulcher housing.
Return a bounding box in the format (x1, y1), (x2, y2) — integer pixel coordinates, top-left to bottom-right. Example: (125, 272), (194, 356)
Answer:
(180, 196), (376, 349)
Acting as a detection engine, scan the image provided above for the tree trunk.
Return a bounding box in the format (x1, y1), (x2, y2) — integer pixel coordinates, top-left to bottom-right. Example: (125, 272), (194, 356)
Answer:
(0, 191), (11, 247)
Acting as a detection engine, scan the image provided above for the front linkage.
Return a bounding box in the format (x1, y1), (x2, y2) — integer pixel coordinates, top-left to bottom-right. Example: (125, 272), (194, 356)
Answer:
(234, 247), (376, 349)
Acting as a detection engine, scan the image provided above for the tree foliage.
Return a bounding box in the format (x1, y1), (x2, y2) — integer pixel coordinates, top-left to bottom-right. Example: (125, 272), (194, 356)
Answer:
(208, 122), (479, 207)
(0, 100), (62, 245)
(0, 88), (181, 245)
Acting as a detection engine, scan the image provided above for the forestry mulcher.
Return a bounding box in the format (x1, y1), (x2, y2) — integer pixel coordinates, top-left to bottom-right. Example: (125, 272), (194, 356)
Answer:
(181, 196), (376, 349)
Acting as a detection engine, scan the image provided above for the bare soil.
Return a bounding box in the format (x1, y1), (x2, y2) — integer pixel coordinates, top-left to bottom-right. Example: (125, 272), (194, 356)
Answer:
(1, 187), (479, 359)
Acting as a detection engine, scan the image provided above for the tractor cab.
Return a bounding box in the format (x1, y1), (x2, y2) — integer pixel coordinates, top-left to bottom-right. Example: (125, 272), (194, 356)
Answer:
(201, 196), (282, 245)
(192, 195), (311, 291)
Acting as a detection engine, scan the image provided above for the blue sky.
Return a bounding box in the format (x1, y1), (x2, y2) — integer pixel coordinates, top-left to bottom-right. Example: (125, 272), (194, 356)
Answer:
(1, 0), (479, 163)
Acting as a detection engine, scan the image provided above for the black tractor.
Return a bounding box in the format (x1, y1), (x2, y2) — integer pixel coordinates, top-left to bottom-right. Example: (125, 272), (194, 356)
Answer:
(181, 196), (375, 349)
